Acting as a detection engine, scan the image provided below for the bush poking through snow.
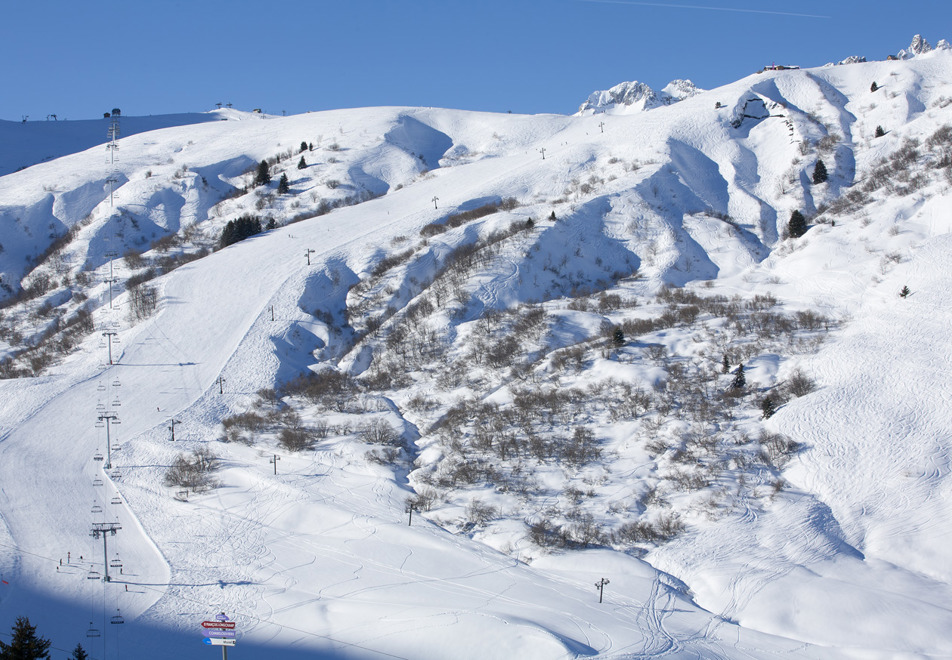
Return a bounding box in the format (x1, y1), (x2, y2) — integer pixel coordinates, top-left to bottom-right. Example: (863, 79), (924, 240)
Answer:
(165, 448), (219, 492)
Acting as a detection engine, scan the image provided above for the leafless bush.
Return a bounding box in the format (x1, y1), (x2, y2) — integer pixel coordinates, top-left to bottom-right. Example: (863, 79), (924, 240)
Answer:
(786, 369), (816, 397)
(279, 426), (315, 452)
(360, 418), (403, 446)
(165, 447), (219, 492)
(128, 283), (158, 321)
(465, 498), (498, 527)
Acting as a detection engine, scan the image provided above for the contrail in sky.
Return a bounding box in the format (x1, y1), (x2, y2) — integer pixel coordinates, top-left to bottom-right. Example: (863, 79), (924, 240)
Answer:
(580, 0), (830, 19)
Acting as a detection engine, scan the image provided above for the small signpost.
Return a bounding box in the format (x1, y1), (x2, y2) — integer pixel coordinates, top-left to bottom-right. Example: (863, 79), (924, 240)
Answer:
(201, 614), (237, 658)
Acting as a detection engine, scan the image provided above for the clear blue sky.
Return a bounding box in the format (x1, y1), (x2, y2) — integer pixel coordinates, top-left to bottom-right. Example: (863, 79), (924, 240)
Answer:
(2, 0), (950, 121)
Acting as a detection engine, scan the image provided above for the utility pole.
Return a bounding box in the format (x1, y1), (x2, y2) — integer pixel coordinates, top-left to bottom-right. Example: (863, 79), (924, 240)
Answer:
(102, 330), (118, 365)
(269, 454), (280, 475)
(306, 249), (315, 266)
(431, 196), (439, 210)
(595, 577), (610, 603)
(217, 376), (225, 394)
(97, 412), (120, 469)
(169, 418), (181, 442)
(91, 522), (121, 582)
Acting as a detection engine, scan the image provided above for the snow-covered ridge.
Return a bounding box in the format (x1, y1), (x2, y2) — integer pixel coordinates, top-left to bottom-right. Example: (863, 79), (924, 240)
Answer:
(576, 78), (702, 115)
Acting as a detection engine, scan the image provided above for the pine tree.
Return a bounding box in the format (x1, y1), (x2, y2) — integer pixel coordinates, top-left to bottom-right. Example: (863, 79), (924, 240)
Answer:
(297, 156), (307, 170)
(612, 327), (625, 347)
(299, 141), (308, 153)
(812, 158), (828, 184)
(254, 160), (271, 187)
(788, 210), (807, 238)
(0, 617), (52, 659)
(761, 396), (776, 419)
(870, 81), (878, 92)
(721, 354), (730, 374)
(71, 643), (89, 660)
(278, 173), (290, 194)
(899, 285), (911, 298)
(875, 125), (886, 138)
(731, 363), (746, 390)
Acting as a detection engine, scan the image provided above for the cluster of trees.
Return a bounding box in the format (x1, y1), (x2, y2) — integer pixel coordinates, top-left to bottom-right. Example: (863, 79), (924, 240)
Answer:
(219, 214), (262, 249)
(0, 616), (89, 659)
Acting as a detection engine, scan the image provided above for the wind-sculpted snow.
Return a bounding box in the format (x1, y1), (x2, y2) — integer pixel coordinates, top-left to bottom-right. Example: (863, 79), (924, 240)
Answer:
(3, 48), (952, 658)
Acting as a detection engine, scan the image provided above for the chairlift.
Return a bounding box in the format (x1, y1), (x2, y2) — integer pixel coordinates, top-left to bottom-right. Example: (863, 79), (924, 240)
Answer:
(97, 382), (107, 392)
(112, 378), (121, 388)
(86, 569), (101, 581)
(111, 418), (121, 425)
(93, 451), (104, 462)
(111, 495), (122, 505)
(91, 503), (103, 514)
(111, 442), (121, 452)
(96, 401), (106, 411)
(109, 469), (122, 481)
(92, 477), (104, 487)
(111, 398), (122, 408)
(86, 623), (101, 638)
(109, 555), (122, 569)
(110, 609), (124, 625)
(95, 418), (105, 428)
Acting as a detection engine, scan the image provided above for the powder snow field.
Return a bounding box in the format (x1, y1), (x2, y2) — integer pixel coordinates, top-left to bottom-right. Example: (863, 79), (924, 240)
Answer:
(3, 45), (952, 658)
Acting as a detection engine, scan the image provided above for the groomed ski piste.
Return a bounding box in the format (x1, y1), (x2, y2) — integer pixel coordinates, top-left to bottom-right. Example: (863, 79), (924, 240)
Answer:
(2, 39), (952, 659)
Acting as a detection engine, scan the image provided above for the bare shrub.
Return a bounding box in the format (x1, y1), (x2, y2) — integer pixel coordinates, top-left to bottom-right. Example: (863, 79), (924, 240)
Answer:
(786, 369), (816, 397)
(279, 426), (315, 452)
(465, 498), (498, 527)
(360, 418), (403, 446)
(165, 448), (219, 492)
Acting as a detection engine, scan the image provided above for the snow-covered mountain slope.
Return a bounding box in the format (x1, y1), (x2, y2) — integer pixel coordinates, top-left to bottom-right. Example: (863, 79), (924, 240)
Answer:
(3, 42), (952, 659)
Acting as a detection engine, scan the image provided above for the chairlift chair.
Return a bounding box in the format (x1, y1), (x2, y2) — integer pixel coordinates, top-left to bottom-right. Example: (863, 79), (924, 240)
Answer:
(112, 378), (121, 388)
(97, 382), (107, 392)
(110, 609), (124, 625)
(111, 398), (122, 408)
(111, 442), (121, 452)
(93, 451), (104, 462)
(86, 623), (101, 638)
(109, 555), (122, 569)
(92, 477), (104, 487)
(91, 503), (103, 514)
(109, 469), (122, 481)
(86, 569), (101, 581)
(95, 418), (105, 428)
(111, 495), (122, 505)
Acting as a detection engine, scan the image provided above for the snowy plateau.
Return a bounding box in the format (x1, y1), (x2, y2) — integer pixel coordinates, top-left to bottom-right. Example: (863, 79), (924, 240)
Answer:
(2, 35), (952, 659)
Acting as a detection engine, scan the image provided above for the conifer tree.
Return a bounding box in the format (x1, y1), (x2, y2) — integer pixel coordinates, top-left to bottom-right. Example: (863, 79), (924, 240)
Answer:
(300, 141), (308, 153)
(875, 125), (886, 138)
(278, 173), (290, 194)
(761, 396), (776, 419)
(297, 156), (307, 170)
(612, 327), (625, 347)
(870, 81), (878, 92)
(788, 210), (807, 238)
(0, 617), (52, 659)
(722, 354), (730, 374)
(71, 643), (89, 660)
(254, 160), (271, 187)
(731, 363), (746, 390)
(812, 158), (828, 184)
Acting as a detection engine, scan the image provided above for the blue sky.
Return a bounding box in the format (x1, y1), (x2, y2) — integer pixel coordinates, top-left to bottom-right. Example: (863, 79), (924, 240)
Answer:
(2, 0), (950, 121)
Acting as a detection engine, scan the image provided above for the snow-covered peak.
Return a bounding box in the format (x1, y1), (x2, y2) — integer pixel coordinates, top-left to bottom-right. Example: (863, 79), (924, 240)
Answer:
(826, 55), (867, 67)
(576, 79), (701, 115)
(898, 34), (934, 59)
